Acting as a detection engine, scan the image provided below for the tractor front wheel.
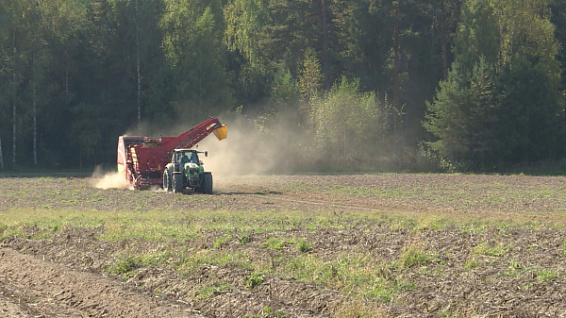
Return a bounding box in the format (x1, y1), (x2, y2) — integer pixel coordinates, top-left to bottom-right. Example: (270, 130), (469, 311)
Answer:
(200, 172), (213, 194)
(163, 169), (172, 192)
(173, 173), (184, 193)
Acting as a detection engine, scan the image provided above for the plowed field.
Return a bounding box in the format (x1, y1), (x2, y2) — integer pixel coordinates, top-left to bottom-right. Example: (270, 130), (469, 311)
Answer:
(1, 174), (566, 317)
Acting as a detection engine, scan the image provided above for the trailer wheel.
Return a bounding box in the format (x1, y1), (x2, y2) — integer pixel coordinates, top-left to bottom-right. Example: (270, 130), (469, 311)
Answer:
(173, 173), (184, 193)
(163, 169), (172, 192)
(200, 172), (213, 194)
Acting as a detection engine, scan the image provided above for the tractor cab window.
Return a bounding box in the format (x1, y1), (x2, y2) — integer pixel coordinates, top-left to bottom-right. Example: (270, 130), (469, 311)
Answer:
(173, 152), (181, 163)
(179, 152), (198, 166)
(188, 152), (199, 164)
(179, 153), (189, 166)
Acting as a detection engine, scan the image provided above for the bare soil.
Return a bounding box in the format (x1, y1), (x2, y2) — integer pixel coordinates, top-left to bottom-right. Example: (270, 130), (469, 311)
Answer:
(2, 174), (566, 317)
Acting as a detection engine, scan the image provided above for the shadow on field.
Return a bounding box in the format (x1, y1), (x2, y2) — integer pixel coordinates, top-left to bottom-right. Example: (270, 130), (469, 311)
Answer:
(216, 190), (283, 196)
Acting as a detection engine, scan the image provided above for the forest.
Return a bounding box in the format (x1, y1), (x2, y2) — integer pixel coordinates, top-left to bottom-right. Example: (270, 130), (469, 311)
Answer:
(0, 0), (565, 172)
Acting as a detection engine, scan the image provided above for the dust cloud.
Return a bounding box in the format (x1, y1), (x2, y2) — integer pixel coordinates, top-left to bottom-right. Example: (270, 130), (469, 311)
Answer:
(91, 165), (132, 190)
(197, 115), (303, 177)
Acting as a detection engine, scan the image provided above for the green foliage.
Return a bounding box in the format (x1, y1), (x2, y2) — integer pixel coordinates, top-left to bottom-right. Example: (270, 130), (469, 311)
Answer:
(262, 306), (287, 318)
(296, 237), (312, 253)
(537, 269), (558, 282)
(473, 242), (509, 256)
(308, 77), (383, 164)
(495, 0), (561, 77)
(161, 1), (232, 117)
(255, 65), (300, 136)
(197, 283), (233, 300)
(107, 255), (139, 276)
(246, 271), (264, 290)
(261, 237), (286, 250)
(464, 256), (481, 270)
(425, 57), (499, 170)
(399, 245), (437, 268)
(213, 234), (232, 249)
(238, 233), (251, 244)
(299, 47), (323, 105)
(508, 258), (523, 270)
(495, 61), (564, 163)
(425, 0), (564, 171)
(270, 65), (300, 111)
(0, 0), (564, 170)
(454, 0), (499, 74)
(224, 0), (270, 70)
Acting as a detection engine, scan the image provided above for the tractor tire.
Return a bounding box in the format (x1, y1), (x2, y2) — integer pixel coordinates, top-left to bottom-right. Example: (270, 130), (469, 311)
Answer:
(173, 173), (184, 193)
(200, 172), (213, 194)
(163, 169), (172, 192)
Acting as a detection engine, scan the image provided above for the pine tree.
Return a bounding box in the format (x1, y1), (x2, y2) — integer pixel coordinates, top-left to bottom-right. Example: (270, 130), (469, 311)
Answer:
(298, 47), (323, 106)
(424, 57), (498, 169)
(425, 0), (562, 170)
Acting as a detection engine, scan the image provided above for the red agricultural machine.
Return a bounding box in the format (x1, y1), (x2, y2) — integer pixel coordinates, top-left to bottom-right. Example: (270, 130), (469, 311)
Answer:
(117, 117), (227, 191)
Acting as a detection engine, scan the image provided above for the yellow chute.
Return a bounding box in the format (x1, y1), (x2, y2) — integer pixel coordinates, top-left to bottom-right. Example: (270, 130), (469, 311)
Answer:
(213, 125), (228, 140)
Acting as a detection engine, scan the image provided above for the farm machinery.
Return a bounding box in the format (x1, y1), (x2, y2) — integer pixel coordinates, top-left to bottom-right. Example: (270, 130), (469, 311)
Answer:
(117, 117), (227, 192)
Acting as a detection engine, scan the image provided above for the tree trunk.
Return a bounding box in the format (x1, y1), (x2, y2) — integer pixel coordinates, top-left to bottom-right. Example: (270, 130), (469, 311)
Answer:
(12, 28), (17, 167)
(135, 0), (141, 125)
(497, 7), (503, 75)
(392, 7), (401, 135)
(321, 0), (330, 90)
(439, 4), (449, 80)
(66, 49), (69, 94)
(33, 47), (38, 166)
(0, 138), (4, 170)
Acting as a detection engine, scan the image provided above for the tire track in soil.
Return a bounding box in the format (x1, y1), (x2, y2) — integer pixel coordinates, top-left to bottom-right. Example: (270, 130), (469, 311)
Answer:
(216, 186), (415, 214)
(215, 181), (383, 213)
(0, 248), (203, 318)
(0, 293), (32, 318)
(4, 176), (566, 317)
(3, 231), (351, 318)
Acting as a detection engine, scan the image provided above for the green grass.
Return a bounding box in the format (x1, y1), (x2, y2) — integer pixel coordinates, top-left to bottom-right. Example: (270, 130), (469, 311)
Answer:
(261, 237), (288, 250)
(246, 272), (265, 290)
(141, 248), (254, 273)
(5, 172), (566, 318)
(2, 205), (566, 315)
(398, 245), (438, 268)
(213, 234), (232, 249)
(281, 178), (566, 213)
(464, 256), (481, 270)
(296, 238), (312, 253)
(537, 269), (560, 282)
(473, 242), (510, 257)
(106, 255), (140, 279)
(238, 233), (252, 244)
(197, 283), (233, 300)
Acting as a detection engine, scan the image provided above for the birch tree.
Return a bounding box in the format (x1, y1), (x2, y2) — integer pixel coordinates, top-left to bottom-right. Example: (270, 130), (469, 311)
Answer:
(0, 138), (4, 169)
(5, 0), (28, 167)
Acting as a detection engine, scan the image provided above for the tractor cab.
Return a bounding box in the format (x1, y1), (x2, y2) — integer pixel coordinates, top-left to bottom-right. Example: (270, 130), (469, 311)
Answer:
(172, 149), (206, 170)
(178, 150), (200, 167)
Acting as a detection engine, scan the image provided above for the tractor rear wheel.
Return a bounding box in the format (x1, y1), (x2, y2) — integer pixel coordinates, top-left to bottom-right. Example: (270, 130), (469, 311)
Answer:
(173, 173), (184, 193)
(200, 172), (213, 194)
(163, 169), (172, 192)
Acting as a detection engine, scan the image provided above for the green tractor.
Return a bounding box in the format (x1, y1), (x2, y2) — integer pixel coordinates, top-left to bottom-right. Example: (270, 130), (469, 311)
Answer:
(162, 149), (213, 194)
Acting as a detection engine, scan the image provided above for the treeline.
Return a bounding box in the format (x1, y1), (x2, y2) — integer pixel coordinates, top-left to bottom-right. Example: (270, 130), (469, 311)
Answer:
(0, 0), (565, 171)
